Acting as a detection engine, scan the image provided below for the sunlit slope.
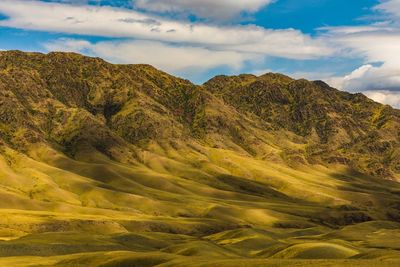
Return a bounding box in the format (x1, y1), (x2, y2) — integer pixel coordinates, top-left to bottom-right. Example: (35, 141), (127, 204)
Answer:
(0, 141), (400, 265)
(0, 51), (400, 266)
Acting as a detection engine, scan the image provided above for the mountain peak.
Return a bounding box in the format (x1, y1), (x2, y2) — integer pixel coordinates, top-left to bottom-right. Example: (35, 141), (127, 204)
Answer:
(258, 72), (294, 83)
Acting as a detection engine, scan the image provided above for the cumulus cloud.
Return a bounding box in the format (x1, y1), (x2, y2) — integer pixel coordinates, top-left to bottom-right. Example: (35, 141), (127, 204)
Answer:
(0, 0), (333, 60)
(44, 38), (259, 73)
(374, 0), (400, 20)
(363, 90), (400, 108)
(322, 28), (400, 94)
(320, 0), (400, 107)
(133, 0), (274, 21)
(332, 64), (400, 92)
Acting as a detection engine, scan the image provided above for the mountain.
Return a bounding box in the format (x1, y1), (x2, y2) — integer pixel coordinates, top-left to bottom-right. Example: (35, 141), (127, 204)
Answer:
(0, 51), (399, 266)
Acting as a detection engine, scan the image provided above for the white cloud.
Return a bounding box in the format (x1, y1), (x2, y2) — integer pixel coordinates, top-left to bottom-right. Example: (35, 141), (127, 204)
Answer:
(320, 0), (400, 108)
(0, 0), (333, 60)
(332, 64), (400, 92)
(44, 38), (259, 73)
(322, 29), (400, 93)
(133, 0), (274, 21)
(334, 31), (400, 66)
(363, 90), (400, 108)
(318, 24), (395, 35)
(374, 0), (400, 20)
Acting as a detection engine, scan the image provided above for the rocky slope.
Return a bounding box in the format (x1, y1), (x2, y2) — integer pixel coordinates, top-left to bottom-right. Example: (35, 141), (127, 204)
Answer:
(1, 51), (400, 179)
(0, 51), (400, 266)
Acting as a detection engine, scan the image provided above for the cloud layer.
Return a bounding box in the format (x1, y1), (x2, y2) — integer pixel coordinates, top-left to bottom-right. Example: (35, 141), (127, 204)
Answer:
(0, 0), (332, 59)
(45, 38), (259, 73)
(133, 0), (273, 20)
(0, 0), (335, 84)
(318, 0), (400, 106)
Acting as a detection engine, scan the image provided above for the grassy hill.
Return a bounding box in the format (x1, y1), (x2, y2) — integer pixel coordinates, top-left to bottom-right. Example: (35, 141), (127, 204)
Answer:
(0, 51), (399, 266)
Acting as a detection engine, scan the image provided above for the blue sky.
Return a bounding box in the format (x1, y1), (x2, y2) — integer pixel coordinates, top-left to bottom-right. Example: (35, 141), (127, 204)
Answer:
(0, 0), (400, 106)
(256, 0), (378, 33)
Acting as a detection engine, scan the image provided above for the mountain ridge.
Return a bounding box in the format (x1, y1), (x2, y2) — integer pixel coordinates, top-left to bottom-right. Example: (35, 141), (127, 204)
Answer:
(1, 50), (399, 179)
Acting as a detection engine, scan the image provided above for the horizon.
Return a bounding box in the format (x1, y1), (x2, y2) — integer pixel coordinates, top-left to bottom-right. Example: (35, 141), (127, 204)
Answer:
(0, 0), (399, 106)
(0, 49), (330, 85)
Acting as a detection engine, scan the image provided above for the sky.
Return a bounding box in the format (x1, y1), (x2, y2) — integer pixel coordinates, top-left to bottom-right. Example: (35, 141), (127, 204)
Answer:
(0, 0), (400, 106)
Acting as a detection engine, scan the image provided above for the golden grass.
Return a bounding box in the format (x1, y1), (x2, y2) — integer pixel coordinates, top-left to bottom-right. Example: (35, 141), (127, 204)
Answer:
(0, 141), (399, 266)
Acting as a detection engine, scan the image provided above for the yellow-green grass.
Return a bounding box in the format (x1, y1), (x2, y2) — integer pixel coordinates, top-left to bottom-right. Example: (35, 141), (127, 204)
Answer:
(0, 140), (400, 266)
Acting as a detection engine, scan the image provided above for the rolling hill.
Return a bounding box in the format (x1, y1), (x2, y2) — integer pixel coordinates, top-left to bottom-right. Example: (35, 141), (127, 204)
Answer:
(0, 50), (399, 266)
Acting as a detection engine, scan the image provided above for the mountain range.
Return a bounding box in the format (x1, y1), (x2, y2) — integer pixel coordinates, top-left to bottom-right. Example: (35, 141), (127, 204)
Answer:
(0, 51), (399, 266)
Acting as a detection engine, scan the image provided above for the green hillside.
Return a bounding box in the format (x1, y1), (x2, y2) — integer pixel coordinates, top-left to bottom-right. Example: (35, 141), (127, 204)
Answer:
(0, 51), (399, 266)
